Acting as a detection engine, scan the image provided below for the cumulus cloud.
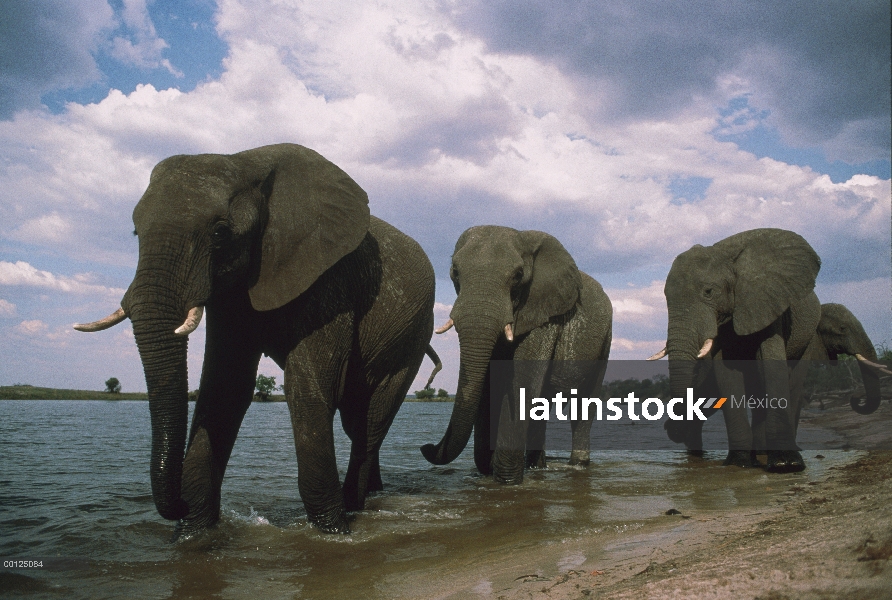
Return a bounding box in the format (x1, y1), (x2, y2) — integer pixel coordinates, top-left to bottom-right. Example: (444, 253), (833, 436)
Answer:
(0, 0), (887, 390)
(0, 261), (125, 297)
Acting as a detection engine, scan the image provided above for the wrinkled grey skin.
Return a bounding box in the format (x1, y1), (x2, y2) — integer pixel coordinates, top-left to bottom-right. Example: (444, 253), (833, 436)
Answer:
(77, 144), (435, 534)
(421, 226), (612, 484)
(661, 228), (821, 473)
(666, 302), (886, 455)
(803, 303), (885, 415)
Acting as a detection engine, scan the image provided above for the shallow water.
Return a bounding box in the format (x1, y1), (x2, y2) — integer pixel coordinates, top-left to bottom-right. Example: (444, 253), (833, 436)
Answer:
(0, 400), (854, 599)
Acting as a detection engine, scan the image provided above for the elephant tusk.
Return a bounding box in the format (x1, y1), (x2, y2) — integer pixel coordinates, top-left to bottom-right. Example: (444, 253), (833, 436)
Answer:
(697, 338), (713, 358)
(435, 318), (454, 334)
(73, 307), (127, 332)
(855, 353), (892, 376)
(174, 306), (204, 336)
(646, 346), (667, 361)
(504, 323), (514, 342)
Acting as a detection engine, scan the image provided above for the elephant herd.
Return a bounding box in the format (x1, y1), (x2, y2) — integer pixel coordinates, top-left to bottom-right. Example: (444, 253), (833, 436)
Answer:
(75, 144), (888, 535)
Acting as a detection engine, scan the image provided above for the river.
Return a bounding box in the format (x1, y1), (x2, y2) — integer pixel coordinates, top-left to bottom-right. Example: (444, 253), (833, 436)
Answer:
(0, 400), (851, 599)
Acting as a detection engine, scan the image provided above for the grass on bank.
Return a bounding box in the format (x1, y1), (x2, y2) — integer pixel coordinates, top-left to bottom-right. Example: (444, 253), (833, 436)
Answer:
(0, 385), (453, 402)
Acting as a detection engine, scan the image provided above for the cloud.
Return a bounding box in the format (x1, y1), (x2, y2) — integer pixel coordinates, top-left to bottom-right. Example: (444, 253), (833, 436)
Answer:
(8, 212), (72, 243)
(0, 0), (115, 118)
(607, 281), (666, 324)
(0, 0), (887, 391)
(0, 261), (125, 297)
(451, 0), (891, 164)
(109, 0), (183, 77)
(15, 319), (48, 335)
(0, 299), (16, 316)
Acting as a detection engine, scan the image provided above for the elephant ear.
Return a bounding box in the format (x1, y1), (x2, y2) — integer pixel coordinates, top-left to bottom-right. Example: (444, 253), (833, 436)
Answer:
(246, 144), (370, 311)
(722, 228), (820, 336)
(513, 230), (581, 336)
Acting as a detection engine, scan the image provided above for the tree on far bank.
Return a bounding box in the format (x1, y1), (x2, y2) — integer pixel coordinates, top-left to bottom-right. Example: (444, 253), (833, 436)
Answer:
(105, 377), (121, 394)
(255, 374), (278, 401)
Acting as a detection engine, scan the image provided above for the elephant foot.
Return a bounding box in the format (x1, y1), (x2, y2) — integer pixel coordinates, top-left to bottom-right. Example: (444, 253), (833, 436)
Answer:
(525, 450), (547, 469)
(568, 450), (590, 466)
(766, 450), (806, 473)
(722, 450), (760, 468)
(308, 509), (351, 534)
(492, 472), (523, 485)
(171, 512), (219, 542)
(686, 448), (705, 458)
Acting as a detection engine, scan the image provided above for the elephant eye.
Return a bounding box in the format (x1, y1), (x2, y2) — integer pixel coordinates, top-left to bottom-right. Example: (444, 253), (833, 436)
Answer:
(512, 269), (523, 284)
(211, 222), (232, 245)
(450, 266), (459, 280)
(703, 288), (713, 299)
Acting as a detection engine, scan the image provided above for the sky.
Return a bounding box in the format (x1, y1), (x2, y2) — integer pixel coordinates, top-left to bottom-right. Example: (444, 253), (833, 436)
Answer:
(0, 0), (889, 395)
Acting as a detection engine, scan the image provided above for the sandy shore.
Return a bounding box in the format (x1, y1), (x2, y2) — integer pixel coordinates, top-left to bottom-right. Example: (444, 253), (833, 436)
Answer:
(428, 395), (892, 599)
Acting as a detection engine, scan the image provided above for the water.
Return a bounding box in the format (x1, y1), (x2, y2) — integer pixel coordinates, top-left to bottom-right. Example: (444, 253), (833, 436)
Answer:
(0, 401), (853, 599)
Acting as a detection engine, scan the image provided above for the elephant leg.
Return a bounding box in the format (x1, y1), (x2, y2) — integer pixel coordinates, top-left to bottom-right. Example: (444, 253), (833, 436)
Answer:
(525, 419), (547, 469)
(177, 322), (260, 533)
(715, 360), (758, 467)
(285, 349), (349, 534)
(343, 363), (416, 512)
(366, 454), (383, 493)
(474, 385), (494, 475)
(568, 362), (606, 465)
(568, 418), (591, 466)
(758, 336), (804, 472)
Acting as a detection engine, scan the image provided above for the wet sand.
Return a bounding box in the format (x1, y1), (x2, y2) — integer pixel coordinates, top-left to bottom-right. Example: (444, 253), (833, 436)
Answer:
(426, 396), (892, 599)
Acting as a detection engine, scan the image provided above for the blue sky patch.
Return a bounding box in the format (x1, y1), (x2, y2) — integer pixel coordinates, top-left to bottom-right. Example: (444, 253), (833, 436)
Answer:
(668, 176), (712, 205)
(713, 96), (891, 183)
(41, 0), (227, 113)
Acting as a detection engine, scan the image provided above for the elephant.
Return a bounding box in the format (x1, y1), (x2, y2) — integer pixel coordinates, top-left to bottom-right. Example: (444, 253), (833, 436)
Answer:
(663, 302), (890, 458)
(75, 143), (436, 534)
(803, 303), (890, 415)
(649, 228), (821, 473)
(420, 226), (612, 484)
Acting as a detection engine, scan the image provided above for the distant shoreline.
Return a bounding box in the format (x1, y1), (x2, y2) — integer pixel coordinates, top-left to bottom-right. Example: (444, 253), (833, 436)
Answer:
(0, 385), (453, 402)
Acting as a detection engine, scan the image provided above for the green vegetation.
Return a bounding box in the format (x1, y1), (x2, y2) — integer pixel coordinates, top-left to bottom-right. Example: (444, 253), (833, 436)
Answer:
(601, 374), (671, 400)
(105, 377), (121, 394)
(254, 374), (281, 402)
(411, 386), (452, 401)
(0, 385), (147, 400)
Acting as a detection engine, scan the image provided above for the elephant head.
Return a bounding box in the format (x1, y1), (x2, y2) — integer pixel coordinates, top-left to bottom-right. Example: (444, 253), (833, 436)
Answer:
(75, 144), (369, 521)
(814, 303), (890, 415)
(421, 226), (581, 472)
(654, 228), (821, 399)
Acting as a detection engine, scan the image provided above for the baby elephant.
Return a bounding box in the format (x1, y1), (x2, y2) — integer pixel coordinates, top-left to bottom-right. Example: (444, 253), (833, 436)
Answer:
(421, 226), (613, 484)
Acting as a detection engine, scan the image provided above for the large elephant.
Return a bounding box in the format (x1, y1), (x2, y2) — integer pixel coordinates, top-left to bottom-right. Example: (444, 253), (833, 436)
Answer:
(420, 226), (612, 484)
(75, 143), (436, 534)
(663, 302), (890, 457)
(650, 228), (821, 473)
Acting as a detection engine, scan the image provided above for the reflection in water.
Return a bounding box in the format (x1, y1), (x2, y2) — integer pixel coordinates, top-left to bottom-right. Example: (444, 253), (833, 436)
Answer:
(0, 400), (852, 599)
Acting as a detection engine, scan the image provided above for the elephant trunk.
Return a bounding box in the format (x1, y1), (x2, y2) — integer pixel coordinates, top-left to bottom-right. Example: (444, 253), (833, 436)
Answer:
(421, 310), (502, 465)
(124, 251), (206, 521)
(666, 308), (713, 399)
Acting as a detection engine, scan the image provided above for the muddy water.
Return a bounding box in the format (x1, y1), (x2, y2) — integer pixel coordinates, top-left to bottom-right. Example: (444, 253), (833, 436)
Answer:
(0, 400), (853, 599)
